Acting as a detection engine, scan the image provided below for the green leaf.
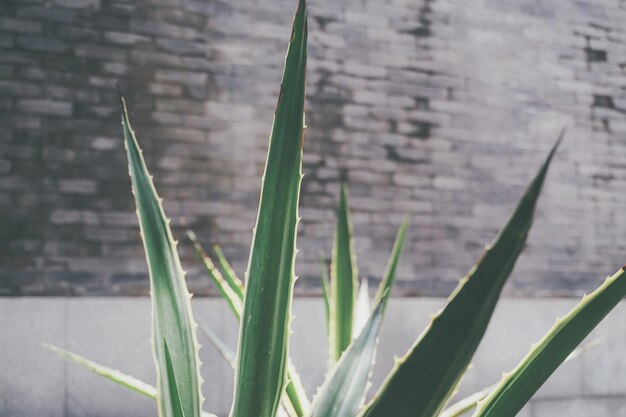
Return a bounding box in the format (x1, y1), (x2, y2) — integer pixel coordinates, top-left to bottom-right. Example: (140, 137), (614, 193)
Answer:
(44, 343), (157, 399)
(200, 325), (303, 417)
(187, 230), (242, 317)
(329, 184), (358, 362)
(44, 344), (219, 417)
(121, 96), (203, 417)
(309, 217), (409, 417)
(213, 244), (245, 298)
(373, 216), (409, 309)
(189, 236), (310, 417)
(308, 290), (389, 417)
(164, 339), (186, 417)
(441, 339), (600, 417)
(284, 362), (310, 417)
(352, 217), (410, 339)
(230, 2), (307, 417)
(473, 268), (626, 417)
(361, 138), (561, 417)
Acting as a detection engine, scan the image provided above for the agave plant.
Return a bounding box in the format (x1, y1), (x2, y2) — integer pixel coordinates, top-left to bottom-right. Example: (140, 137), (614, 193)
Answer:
(46, 1), (626, 417)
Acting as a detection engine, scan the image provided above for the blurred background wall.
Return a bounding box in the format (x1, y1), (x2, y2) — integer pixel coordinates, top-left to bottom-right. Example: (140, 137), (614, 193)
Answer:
(1, 0), (626, 297)
(2, 1), (626, 417)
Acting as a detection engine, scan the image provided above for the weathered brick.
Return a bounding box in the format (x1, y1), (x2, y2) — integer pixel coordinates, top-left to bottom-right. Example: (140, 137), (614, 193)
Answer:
(0, 18), (42, 34)
(155, 69), (208, 85)
(17, 36), (69, 53)
(103, 31), (149, 45)
(0, 0), (625, 305)
(17, 99), (72, 116)
(58, 179), (98, 194)
(50, 0), (100, 10)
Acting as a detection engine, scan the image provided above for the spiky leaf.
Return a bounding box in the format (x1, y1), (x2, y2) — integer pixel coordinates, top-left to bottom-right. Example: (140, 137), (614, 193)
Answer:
(473, 268), (626, 417)
(441, 339), (600, 417)
(329, 185), (358, 362)
(44, 344), (157, 399)
(213, 244), (245, 298)
(229, 2), (307, 417)
(309, 217), (408, 417)
(121, 96), (202, 417)
(308, 293), (386, 417)
(191, 236), (310, 416)
(361, 137), (561, 417)
(164, 339), (186, 417)
(45, 344), (219, 417)
(373, 216), (409, 309)
(188, 230), (242, 317)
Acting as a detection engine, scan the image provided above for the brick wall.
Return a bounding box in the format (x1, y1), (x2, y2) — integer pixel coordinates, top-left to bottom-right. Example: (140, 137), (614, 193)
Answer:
(1, 0), (626, 296)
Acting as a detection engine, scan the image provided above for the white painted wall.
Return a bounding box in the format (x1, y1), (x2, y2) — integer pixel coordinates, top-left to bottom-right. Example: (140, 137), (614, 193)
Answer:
(2, 297), (626, 417)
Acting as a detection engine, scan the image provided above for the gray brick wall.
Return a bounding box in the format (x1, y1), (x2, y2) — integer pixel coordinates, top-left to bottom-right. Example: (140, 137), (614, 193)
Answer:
(1, 0), (626, 296)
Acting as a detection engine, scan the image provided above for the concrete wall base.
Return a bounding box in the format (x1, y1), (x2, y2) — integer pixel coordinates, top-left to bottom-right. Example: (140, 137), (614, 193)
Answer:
(2, 297), (625, 417)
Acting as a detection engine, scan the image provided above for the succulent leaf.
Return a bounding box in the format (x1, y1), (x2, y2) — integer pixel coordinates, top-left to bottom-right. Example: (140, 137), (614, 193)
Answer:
(213, 244), (245, 298)
(229, 2), (307, 417)
(373, 216), (409, 309)
(164, 339), (187, 417)
(121, 96), (203, 417)
(44, 343), (158, 399)
(360, 137), (561, 417)
(190, 234), (310, 416)
(441, 339), (600, 417)
(473, 268), (626, 417)
(329, 185), (358, 362)
(187, 230), (242, 317)
(45, 344), (219, 417)
(308, 291), (388, 417)
(309, 217), (408, 417)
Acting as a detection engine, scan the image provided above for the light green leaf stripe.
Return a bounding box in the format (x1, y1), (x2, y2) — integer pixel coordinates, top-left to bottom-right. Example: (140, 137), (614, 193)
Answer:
(373, 216), (409, 309)
(441, 339), (600, 417)
(309, 289), (389, 417)
(187, 230), (243, 317)
(213, 244), (245, 298)
(121, 96), (203, 417)
(44, 344), (219, 417)
(473, 268), (626, 417)
(230, 1), (307, 417)
(361, 137), (561, 417)
(44, 343), (157, 399)
(329, 184), (358, 362)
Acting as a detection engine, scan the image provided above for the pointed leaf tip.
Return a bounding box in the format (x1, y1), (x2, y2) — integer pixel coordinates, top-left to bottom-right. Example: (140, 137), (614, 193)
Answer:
(121, 93), (203, 417)
(230, 1), (307, 417)
(361, 137), (559, 417)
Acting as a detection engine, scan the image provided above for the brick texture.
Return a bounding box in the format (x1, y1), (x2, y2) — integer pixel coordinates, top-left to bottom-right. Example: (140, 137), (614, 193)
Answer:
(1, 0), (626, 296)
